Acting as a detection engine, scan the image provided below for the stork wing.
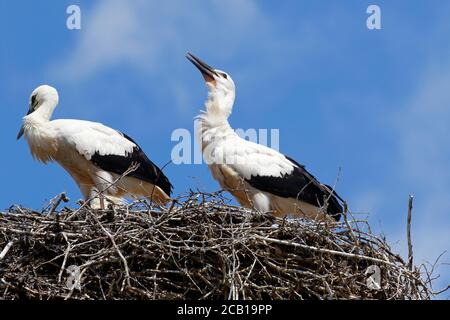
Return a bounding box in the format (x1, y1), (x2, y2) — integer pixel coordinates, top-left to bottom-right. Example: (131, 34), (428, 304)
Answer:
(223, 140), (342, 219)
(53, 119), (172, 196)
(90, 133), (172, 197)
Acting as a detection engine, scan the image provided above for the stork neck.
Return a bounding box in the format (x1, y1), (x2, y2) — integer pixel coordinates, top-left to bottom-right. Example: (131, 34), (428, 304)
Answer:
(24, 101), (56, 123)
(204, 86), (234, 118)
(196, 114), (236, 153)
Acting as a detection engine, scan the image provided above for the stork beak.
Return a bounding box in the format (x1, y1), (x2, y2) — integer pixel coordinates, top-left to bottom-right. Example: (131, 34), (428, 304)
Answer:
(17, 126), (24, 140)
(186, 53), (217, 85)
(17, 106), (34, 140)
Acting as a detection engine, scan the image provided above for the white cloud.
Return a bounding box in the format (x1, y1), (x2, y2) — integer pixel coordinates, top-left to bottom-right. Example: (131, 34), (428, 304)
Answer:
(50, 0), (301, 81)
(48, 0), (317, 120)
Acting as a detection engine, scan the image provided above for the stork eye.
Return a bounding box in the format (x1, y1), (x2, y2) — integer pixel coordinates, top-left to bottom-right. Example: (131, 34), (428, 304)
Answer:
(220, 72), (228, 79)
(31, 94), (37, 106)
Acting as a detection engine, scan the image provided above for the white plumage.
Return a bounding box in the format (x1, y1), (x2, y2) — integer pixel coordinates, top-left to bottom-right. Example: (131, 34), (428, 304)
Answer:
(187, 53), (343, 221)
(17, 85), (172, 208)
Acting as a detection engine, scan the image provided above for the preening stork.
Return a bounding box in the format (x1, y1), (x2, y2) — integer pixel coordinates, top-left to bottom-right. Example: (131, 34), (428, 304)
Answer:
(186, 53), (344, 221)
(17, 85), (172, 208)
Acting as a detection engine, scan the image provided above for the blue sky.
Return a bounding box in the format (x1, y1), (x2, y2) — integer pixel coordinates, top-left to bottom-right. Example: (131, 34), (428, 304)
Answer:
(1, 1), (449, 297)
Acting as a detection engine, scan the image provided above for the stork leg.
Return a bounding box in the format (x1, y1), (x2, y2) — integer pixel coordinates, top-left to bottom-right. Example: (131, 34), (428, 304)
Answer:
(93, 170), (114, 207)
(251, 192), (271, 214)
(79, 183), (103, 209)
(87, 187), (102, 209)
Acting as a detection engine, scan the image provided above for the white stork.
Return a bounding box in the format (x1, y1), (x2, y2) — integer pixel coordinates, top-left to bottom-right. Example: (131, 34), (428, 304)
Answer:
(17, 85), (172, 208)
(186, 53), (343, 221)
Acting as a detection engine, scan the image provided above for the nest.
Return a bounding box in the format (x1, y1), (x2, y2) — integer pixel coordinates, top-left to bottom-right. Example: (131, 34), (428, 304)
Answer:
(0, 192), (433, 300)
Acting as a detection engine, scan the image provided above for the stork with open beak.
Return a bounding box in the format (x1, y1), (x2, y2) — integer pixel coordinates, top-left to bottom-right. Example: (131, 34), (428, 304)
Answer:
(17, 85), (172, 208)
(186, 53), (344, 221)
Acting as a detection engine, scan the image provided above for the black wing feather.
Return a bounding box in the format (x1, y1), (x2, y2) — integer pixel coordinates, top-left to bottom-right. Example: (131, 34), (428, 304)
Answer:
(90, 133), (172, 196)
(245, 155), (342, 220)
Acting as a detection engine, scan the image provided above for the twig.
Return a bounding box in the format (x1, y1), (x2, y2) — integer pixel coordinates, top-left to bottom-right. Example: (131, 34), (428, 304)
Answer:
(58, 233), (71, 283)
(253, 234), (402, 269)
(343, 201), (358, 246)
(407, 195), (414, 271)
(67, 164), (139, 219)
(0, 241), (14, 260)
(89, 211), (131, 289)
(48, 192), (69, 215)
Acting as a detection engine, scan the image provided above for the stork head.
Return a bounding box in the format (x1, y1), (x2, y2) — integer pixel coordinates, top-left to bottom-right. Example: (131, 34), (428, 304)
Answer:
(17, 85), (59, 140)
(186, 53), (235, 119)
(28, 85), (59, 111)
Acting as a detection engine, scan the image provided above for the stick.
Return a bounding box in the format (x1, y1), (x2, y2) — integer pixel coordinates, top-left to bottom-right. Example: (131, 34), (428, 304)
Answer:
(253, 234), (402, 269)
(67, 164), (139, 219)
(343, 201), (359, 245)
(407, 195), (414, 271)
(89, 212), (131, 289)
(0, 241), (13, 260)
(49, 192), (69, 215)
(58, 233), (71, 283)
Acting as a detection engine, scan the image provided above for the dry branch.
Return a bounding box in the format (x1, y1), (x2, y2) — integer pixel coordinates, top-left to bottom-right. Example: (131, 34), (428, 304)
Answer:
(407, 195), (414, 271)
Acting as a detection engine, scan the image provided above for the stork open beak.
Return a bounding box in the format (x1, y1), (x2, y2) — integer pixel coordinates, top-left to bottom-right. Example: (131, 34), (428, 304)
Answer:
(186, 53), (217, 85)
